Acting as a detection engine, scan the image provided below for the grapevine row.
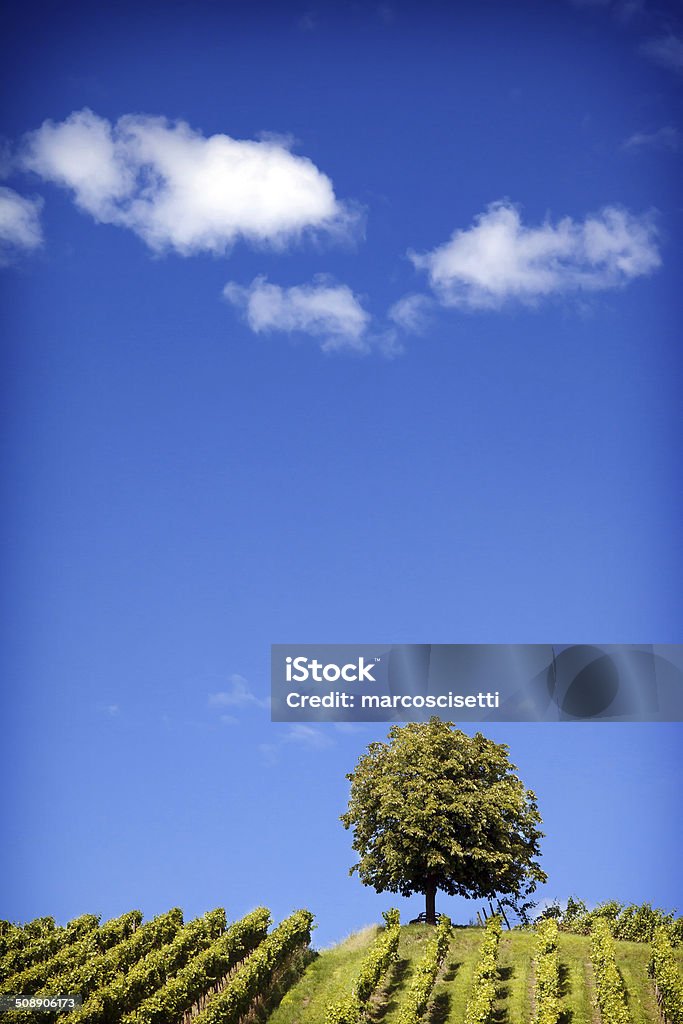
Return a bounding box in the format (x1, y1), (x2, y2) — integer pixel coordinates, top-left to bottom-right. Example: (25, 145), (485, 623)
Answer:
(325, 910), (402, 1024)
(533, 919), (561, 1024)
(0, 917), (100, 978)
(590, 919), (631, 1024)
(122, 907), (271, 1024)
(6, 911), (182, 1024)
(189, 908), (314, 1024)
(68, 908), (227, 1024)
(0, 912), (143, 996)
(397, 915), (453, 1024)
(648, 927), (683, 1024)
(463, 915), (503, 1024)
(1, 919), (61, 960)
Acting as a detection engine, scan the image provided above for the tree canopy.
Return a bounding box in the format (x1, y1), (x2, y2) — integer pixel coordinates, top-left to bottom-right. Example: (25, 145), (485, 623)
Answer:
(341, 718), (547, 923)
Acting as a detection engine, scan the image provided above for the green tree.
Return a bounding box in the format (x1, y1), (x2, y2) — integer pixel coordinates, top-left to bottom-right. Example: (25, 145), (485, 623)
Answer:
(341, 719), (547, 924)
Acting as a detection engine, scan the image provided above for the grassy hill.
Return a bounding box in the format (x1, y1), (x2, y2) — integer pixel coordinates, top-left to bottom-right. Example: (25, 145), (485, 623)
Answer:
(268, 924), (683, 1024)
(2, 912), (680, 1023)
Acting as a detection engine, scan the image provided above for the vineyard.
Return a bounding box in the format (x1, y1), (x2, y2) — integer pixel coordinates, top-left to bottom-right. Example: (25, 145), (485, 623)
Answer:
(1, 909), (682, 1024)
(0, 908), (313, 1024)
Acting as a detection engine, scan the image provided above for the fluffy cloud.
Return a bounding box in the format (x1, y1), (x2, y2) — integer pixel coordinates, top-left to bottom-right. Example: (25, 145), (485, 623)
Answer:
(283, 724), (334, 749)
(208, 674), (269, 710)
(641, 34), (683, 73)
(22, 108), (352, 255)
(223, 275), (374, 353)
(410, 201), (660, 309)
(387, 293), (433, 334)
(0, 186), (43, 264)
(623, 126), (679, 151)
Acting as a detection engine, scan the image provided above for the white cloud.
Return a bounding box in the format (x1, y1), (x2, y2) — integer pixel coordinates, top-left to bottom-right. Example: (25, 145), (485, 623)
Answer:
(23, 110), (133, 220)
(410, 200), (660, 310)
(208, 674), (270, 711)
(0, 186), (43, 264)
(22, 108), (353, 255)
(284, 724), (334, 749)
(257, 724), (335, 764)
(223, 275), (373, 353)
(641, 34), (683, 73)
(623, 126), (679, 151)
(387, 293), (433, 334)
(98, 703), (120, 716)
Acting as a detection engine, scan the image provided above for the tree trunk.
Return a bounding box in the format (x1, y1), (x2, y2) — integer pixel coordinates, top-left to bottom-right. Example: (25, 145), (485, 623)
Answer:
(425, 881), (437, 925)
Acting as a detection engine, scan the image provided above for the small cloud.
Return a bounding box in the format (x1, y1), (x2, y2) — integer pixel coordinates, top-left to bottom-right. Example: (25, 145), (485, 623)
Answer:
(284, 723), (334, 749)
(334, 722), (367, 734)
(208, 674), (270, 711)
(622, 126), (680, 151)
(410, 200), (660, 310)
(614, 0), (643, 23)
(258, 742), (279, 765)
(100, 704), (120, 716)
(388, 293), (434, 334)
(372, 328), (404, 358)
(223, 274), (374, 354)
(258, 723), (338, 763)
(298, 10), (316, 31)
(0, 186), (43, 265)
(21, 108), (355, 255)
(641, 34), (683, 73)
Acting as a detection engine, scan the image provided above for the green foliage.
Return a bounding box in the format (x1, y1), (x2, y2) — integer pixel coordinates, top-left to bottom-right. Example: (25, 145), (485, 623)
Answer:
(542, 899), (682, 944)
(0, 912), (143, 996)
(0, 918), (57, 961)
(324, 994), (362, 1024)
(122, 907), (271, 1024)
(5, 912), (179, 1024)
(649, 927), (683, 1024)
(341, 720), (546, 916)
(397, 915), (452, 1024)
(464, 916), (503, 1024)
(499, 883), (538, 927)
(618, 906), (683, 946)
(536, 903), (562, 923)
(189, 909), (314, 1024)
(0, 916), (100, 978)
(590, 918), (631, 1024)
(533, 919), (561, 1024)
(324, 912), (401, 1024)
(68, 908), (227, 1024)
(560, 898), (589, 932)
(49, 909), (181, 1001)
(355, 914), (400, 1003)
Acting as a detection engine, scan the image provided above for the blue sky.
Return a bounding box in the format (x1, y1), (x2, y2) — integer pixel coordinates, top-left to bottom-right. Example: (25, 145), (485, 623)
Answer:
(1, 0), (682, 946)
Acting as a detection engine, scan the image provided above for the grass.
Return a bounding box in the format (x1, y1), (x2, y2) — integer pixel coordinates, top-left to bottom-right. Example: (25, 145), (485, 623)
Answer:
(614, 939), (665, 1024)
(267, 926), (379, 1024)
(557, 932), (599, 1024)
(267, 925), (680, 1024)
(434, 928), (488, 1024)
(497, 930), (537, 1024)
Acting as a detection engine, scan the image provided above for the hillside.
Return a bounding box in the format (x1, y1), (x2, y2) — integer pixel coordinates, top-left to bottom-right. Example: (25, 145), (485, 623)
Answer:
(269, 923), (683, 1024)
(2, 912), (681, 1024)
